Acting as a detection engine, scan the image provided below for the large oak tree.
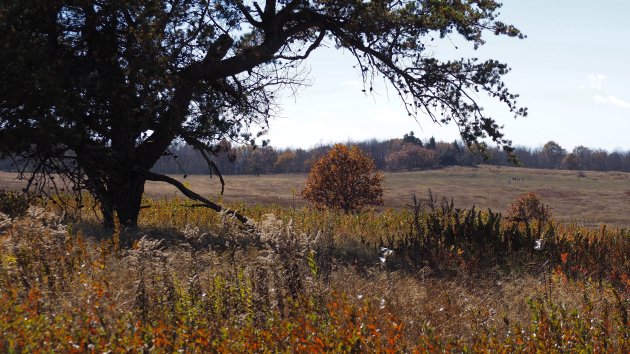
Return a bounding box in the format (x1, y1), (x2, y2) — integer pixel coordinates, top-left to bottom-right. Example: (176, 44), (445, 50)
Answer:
(0, 0), (526, 227)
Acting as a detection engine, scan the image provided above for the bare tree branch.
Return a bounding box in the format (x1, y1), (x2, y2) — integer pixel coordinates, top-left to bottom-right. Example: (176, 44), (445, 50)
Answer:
(234, 0), (263, 28)
(198, 148), (226, 195)
(274, 29), (325, 60)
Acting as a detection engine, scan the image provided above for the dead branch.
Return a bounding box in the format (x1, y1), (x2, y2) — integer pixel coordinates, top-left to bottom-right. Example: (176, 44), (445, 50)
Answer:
(140, 169), (251, 226)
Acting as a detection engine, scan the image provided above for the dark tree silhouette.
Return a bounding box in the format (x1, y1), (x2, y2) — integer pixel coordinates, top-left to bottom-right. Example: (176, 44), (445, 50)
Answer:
(0, 0), (526, 227)
(403, 131), (423, 146)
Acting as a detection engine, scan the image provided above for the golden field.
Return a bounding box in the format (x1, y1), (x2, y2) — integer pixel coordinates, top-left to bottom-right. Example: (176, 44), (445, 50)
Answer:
(141, 165), (630, 226)
(4, 165), (627, 226)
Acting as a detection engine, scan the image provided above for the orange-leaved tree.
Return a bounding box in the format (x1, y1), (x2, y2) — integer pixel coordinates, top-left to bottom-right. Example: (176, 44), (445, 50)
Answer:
(302, 144), (383, 213)
(506, 192), (551, 225)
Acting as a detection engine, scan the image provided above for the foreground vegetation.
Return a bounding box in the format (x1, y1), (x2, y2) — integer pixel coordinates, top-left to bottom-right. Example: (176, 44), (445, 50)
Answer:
(1, 192), (628, 352)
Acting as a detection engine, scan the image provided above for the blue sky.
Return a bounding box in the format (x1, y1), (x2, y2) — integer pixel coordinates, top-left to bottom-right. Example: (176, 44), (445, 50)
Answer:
(265, 0), (630, 152)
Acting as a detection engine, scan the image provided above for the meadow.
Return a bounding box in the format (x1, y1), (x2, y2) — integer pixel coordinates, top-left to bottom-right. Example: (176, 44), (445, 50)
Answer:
(0, 166), (629, 352)
(143, 165), (629, 227)
(2, 165), (629, 226)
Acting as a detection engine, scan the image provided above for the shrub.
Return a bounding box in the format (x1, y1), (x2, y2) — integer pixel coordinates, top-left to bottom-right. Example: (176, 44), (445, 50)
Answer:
(0, 189), (33, 218)
(506, 192), (551, 225)
(302, 144), (383, 213)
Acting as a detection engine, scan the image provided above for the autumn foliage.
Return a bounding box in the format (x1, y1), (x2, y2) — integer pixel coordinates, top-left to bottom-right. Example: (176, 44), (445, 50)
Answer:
(506, 192), (551, 224)
(302, 144), (383, 213)
(385, 143), (438, 170)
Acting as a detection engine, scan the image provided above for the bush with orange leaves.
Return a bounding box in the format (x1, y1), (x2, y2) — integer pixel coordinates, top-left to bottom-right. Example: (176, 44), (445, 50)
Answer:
(506, 192), (551, 225)
(302, 144), (383, 213)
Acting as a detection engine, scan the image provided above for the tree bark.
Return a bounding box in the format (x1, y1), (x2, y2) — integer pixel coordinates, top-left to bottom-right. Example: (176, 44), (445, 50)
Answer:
(101, 171), (146, 228)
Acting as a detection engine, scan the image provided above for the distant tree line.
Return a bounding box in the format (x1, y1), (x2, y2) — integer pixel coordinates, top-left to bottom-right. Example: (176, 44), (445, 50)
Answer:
(484, 140), (630, 172)
(146, 132), (480, 176)
(2, 134), (630, 175)
(149, 133), (630, 175)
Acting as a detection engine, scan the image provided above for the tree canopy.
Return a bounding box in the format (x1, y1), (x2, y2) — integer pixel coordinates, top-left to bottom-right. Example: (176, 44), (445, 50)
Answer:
(0, 0), (526, 227)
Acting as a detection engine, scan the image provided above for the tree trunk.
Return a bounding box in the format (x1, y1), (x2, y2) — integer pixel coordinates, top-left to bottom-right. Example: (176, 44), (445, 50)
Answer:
(101, 171), (146, 228)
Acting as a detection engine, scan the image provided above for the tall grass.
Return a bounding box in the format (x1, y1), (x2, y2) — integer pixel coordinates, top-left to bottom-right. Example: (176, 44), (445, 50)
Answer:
(0, 193), (628, 351)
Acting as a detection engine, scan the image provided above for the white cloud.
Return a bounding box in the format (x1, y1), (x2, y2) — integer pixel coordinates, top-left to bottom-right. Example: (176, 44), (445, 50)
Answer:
(587, 74), (607, 90)
(578, 74), (606, 90)
(578, 74), (630, 109)
(593, 94), (630, 109)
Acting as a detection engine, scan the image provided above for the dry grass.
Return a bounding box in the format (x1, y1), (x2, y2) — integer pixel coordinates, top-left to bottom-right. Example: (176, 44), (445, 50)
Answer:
(4, 165), (627, 226)
(1, 200), (628, 352)
(383, 166), (630, 227)
(132, 165), (630, 226)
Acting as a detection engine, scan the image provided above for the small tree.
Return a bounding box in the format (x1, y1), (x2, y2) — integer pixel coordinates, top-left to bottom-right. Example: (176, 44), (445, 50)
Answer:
(506, 192), (551, 225)
(302, 144), (383, 213)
